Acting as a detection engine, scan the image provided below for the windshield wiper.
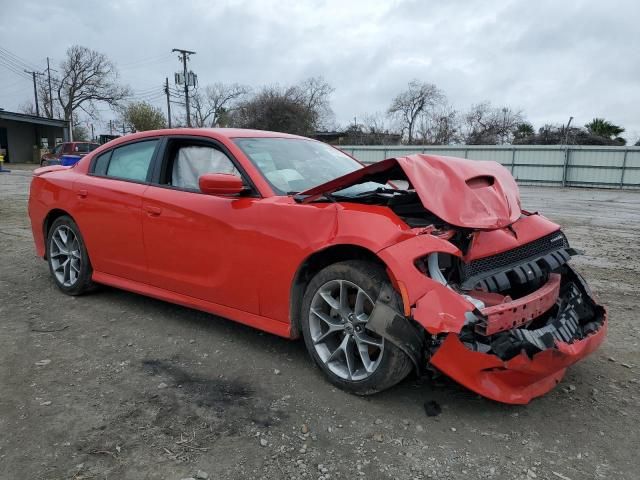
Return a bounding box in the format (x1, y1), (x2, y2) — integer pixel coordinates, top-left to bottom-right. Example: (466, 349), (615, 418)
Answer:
(293, 192), (336, 203)
(346, 186), (409, 197)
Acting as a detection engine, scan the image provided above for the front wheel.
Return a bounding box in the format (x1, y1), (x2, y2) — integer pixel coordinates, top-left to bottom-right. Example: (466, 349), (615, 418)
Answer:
(300, 260), (412, 395)
(46, 215), (94, 295)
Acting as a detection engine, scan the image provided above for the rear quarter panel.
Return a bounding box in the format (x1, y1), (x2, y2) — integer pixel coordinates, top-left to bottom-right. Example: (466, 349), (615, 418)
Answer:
(29, 168), (81, 257)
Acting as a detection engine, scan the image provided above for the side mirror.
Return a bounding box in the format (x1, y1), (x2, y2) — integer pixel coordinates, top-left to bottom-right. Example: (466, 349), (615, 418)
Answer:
(198, 173), (247, 195)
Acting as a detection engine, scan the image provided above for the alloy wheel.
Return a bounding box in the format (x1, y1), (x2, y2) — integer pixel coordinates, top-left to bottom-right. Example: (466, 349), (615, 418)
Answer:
(49, 225), (82, 287)
(308, 279), (384, 381)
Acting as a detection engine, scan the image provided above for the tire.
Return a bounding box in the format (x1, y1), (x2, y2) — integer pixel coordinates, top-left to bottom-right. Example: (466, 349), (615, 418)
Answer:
(46, 215), (94, 295)
(300, 260), (413, 395)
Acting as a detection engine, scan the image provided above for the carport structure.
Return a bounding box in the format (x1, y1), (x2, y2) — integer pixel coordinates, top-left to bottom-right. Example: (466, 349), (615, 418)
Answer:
(0, 110), (68, 163)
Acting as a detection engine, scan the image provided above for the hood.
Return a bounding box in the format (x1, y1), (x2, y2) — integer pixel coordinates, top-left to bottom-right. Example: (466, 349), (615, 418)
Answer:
(298, 154), (521, 230)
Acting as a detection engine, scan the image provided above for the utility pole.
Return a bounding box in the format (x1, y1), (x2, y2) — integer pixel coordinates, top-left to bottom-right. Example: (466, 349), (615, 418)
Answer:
(165, 77), (172, 128)
(122, 123), (126, 135)
(24, 70), (44, 116)
(109, 120), (113, 135)
(46, 57), (54, 118)
(172, 48), (196, 127)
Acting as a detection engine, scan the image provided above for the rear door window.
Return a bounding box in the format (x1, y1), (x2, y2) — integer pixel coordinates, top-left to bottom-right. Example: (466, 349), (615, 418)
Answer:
(104, 140), (158, 182)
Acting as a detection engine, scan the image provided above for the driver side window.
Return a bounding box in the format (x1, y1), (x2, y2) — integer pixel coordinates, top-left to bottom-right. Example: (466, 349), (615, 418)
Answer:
(170, 145), (239, 191)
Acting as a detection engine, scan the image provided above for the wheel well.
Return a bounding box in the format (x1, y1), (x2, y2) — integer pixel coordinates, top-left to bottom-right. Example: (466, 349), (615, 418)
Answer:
(42, 209), (72, 258)
(289, 244), (387, 339)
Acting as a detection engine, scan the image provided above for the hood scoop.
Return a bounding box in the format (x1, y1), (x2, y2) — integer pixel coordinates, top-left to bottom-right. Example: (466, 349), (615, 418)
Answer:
(297, 154), (521, 230)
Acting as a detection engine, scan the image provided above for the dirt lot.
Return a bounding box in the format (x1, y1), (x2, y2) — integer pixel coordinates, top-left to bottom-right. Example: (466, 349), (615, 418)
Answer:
(1, 168), (638, 480)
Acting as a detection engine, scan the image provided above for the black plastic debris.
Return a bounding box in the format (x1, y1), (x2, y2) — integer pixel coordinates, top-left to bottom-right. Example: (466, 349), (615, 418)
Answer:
(424, 400), (442, 417)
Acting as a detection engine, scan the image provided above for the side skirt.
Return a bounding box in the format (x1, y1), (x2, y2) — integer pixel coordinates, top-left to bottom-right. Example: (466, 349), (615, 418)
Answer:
(91, 271), (292, 339)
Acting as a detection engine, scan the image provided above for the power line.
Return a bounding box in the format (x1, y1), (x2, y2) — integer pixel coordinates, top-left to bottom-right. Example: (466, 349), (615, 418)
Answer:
(119, 54), (173, 71)
(0, 46), (41, 72)
(0, 56), (32, 79)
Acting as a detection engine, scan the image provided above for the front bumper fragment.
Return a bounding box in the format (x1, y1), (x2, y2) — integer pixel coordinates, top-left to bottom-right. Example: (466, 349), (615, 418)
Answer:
(428, 266), (607, 404)
(429, 319), (606, 404)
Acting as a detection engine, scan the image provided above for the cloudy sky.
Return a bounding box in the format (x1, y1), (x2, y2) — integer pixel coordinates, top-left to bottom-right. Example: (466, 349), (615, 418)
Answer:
(1, 0), (639, 140)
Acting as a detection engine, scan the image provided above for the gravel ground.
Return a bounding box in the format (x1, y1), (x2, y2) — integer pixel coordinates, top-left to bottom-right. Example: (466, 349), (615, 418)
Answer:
(1, 167), (638, 480)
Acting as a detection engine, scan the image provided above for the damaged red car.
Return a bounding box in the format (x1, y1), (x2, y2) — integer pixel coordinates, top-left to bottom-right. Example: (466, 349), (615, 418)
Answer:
(28, 129), (607, 404)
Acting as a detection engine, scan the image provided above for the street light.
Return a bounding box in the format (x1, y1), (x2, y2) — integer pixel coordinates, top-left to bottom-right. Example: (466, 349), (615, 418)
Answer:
(564, 116), (574, 145)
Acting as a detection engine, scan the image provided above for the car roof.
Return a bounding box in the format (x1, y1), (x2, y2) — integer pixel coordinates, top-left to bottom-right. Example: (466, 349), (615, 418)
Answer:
(103, 128), (310, 144)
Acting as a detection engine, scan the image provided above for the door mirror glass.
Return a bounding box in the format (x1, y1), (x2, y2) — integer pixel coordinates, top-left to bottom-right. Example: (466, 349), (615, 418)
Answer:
(199, 173), (246, 195)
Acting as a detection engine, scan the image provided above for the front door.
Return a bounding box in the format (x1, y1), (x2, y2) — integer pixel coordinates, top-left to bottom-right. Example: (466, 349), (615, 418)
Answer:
(141, 140), (261, 313)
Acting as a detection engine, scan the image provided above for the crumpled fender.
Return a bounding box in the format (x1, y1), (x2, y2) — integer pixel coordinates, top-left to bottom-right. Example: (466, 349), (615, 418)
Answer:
(377, 234), (475, 335)
(429, 317), (607, 404)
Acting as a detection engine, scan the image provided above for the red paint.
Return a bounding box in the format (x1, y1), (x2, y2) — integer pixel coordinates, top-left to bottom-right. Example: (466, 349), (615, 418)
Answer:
(27, 128), (606, 404)
(299, 154), (522, 229)
(199, 173), (246, 195)
(429, 318), (607, 404)
(464, 213), (560, 262)
(477, 273), (561, 335)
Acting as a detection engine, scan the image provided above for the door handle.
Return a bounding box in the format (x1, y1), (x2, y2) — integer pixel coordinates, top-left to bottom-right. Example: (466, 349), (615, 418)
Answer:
(77, 189), (88, 198)
(144, 205), (162, 216)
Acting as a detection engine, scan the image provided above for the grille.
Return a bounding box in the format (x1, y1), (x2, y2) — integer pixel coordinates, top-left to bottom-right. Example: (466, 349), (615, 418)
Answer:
(462, 230), (569, 281)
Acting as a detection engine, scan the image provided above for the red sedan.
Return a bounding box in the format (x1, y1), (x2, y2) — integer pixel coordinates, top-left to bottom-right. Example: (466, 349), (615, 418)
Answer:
(40, 141), (100, 166)
(28, 128), (606, 404)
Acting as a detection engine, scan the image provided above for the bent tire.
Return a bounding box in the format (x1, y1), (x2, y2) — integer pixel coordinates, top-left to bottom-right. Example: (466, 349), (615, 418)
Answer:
(46, 215), (94, 295)
(301, 260), (413, 395)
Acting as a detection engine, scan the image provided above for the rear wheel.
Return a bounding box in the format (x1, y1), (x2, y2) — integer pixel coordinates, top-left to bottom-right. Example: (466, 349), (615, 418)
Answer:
(46, 216), (94, 295)
(300, 260), (412, 395)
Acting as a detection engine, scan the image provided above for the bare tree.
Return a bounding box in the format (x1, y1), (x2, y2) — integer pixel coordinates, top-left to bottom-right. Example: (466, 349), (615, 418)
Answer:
(36, 81), (63, 119)
(416, 105), (460, 145)
(462, 103), (524, 145)
(190, 83), (250, 128)
(18, 101), (38, 116)
(229, 78), (335, 134)
(292, 76), (335, 129)
(56, 45), (129, 127)
(387, 80), (444, 144)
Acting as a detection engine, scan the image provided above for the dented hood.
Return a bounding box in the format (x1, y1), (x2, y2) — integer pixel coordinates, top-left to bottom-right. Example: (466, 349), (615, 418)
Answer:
(299, 154), (521, 229)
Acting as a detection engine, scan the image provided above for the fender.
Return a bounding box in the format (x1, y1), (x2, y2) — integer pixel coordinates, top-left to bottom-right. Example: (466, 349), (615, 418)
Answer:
(377, 234), (475, 335)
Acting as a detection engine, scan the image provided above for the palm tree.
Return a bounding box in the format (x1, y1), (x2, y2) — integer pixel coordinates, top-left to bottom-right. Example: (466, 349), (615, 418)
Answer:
(513, 122), (535, 141)
(585, 118), (625, 139)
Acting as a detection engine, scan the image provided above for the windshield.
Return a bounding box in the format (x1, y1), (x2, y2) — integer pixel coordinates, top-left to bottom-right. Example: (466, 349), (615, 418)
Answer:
(233, 137), (362, 194)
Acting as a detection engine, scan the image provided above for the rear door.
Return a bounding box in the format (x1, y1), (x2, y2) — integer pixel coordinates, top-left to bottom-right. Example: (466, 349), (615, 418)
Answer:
(72, 139), (161, 282)
(141, 137), (261, 313)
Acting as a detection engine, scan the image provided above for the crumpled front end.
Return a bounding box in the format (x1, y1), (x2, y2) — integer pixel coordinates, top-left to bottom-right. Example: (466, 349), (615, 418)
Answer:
(374, 215), (607, 405)
(429, 266), (607, 404)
